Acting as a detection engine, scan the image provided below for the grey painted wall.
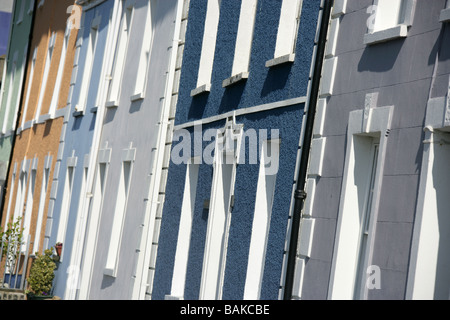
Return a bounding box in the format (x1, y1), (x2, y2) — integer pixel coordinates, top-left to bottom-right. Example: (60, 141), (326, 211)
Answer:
(86, 0), (178, 299)
(300, 0), (450, 299)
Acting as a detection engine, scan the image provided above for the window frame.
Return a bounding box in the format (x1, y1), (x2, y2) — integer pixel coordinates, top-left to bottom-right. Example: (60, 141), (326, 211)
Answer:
(105, 0), (135, 108)
(199, 120), (243, 300)
(35, 32), (56, 121)
(21, 47), (37, 128)
(55, 156), (77, 261)
(75, 17), (101, 115)
(49, 24), (71, 117)
(328, 94), (393, 300)
(131, 1), (156, 101)
(363, 0), (416, 46)
(243, 139), (280, 300)
(222, 0), (258, 88)
(33, 156), (51, 255)
(266, 0), (303, 68)
(103, 148), (135, 278)
(190, 0), (221, 97)
(1, 51), (18, 134)
(169, 159), (200, 299)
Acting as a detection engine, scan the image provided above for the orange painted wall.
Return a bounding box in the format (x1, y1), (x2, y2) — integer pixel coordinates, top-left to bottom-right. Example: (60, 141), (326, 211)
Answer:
(1, 0), (79, 259)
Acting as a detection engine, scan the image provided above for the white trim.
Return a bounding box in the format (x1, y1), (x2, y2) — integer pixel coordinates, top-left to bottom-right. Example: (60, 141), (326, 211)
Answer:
(10, 45), (28, 132)
(406, 79), (450, 299)
(364, 0), (415, 46)
(224, 0), (257, 86)
(12, 160), (29, 227)
(75, 21), (100, 114)
(222, 72), (248, 88)
(132, 0), (155, 99)
(439, 7), (450, 23)
(56, 156), (77, 261)
(104, 148), (135, 277)
(199, 118), (243, 300)
(1, 51), (18, 135)
(3, 163), (17, 226)
(267, 0), (303, 67)
(192, 0), (221, 96)
(265, 54), (295, 68)
(22, 164), (37, 252)
(35, 32), (56, 121)
(319, 56), (337, 97)
(106, 0), (134, 107)
(33, 159), (51, 254)
(21, 47), (38, 127)
(331, 0), (347, 18)
(49, 25), (71, 117)
(328, 94), (393, 300)
(76, 148), (110, 299)
(174, 96), (307, 131)
(169, 159), (200, 299)
(243, 139), (279, 300)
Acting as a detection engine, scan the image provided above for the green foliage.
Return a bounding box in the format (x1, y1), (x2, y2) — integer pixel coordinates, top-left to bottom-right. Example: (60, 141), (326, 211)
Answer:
(27, 248), (56, 296)
(0, 217), (24, 269)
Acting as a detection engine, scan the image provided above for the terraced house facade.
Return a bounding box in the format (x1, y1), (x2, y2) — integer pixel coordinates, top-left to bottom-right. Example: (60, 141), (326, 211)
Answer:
(2, 0), (450, 302)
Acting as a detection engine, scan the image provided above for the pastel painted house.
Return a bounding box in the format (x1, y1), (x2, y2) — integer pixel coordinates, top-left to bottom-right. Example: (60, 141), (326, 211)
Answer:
(152, 0), (328, 300)
(292, 0), (450, 300)
(48, 0), (187, 300)
(0, 0), (34, 215)
(0, 0), (14, 57)
(1, 0), (79, 282)
(46, 0), (117, 299)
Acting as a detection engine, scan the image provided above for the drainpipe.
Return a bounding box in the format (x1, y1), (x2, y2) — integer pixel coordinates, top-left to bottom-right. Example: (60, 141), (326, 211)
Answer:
(283, 0), (333, 300)
(0, 0), (37, 223)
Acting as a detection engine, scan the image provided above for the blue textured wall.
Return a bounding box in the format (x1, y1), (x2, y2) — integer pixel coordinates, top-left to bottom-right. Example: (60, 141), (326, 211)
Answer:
(0, 12), (11, 57)
(174, 0), (320, 124)
(153, 0), (320, 300)
(50, 0), (115, 298)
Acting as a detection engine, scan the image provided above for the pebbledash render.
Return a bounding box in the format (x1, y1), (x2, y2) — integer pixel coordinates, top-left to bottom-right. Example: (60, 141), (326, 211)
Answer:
(293, 0), (450, 300)
(151, 0), (326, 300)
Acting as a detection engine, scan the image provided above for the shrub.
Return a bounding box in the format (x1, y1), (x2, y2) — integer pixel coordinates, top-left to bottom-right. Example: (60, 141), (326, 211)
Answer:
(27, 248), (56, 296)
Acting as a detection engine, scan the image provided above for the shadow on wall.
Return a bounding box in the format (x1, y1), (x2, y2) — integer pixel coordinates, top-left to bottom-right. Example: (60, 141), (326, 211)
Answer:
(260, 62), (292, 98)
(219, 80), (246, 114)
(188, 92), (208, 120)
(430, 24), (450, 65)
(358, 38), (405, 73)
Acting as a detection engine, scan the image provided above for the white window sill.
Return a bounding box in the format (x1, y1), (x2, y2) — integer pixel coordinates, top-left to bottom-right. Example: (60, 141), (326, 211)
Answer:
(164, 295), (183, 300)
(105, 100), (119, 108)
(130, 92), (144, 102)
(439, 8), (450, 23)
(103, 268), (116, 278)
(222, 72), (249, 88)
(190, 83), (211, 97)
(73, 105), (86, 116)
(265, 53), (295, 68)
(363, 25), (408, 46)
